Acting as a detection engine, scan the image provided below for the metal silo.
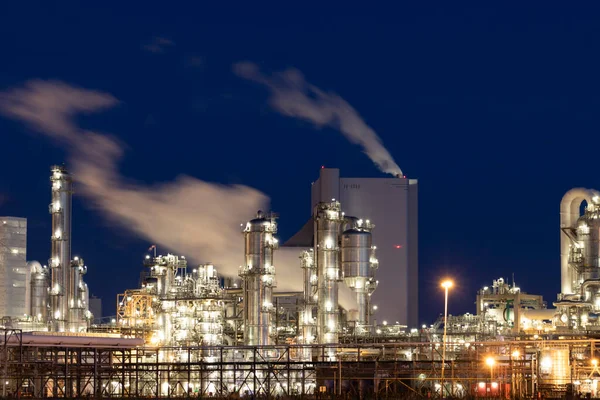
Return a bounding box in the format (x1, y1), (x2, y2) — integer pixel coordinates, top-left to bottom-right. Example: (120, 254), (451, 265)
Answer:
(341, 218), (378, 325)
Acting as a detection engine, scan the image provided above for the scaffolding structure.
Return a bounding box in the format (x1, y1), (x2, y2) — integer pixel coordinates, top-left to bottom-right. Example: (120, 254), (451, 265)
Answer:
(4, 328), (600, 399)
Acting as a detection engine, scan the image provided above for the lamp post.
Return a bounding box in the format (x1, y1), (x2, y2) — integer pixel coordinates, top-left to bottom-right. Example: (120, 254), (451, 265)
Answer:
(441, 279), (453, 399)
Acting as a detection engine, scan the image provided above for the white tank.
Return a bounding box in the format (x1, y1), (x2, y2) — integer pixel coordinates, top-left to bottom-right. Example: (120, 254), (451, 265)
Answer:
(341, 224), (377, 325)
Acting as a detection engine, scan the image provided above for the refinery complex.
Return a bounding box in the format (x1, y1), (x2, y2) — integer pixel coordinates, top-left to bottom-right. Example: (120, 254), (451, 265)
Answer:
(3, 165), (600, 399)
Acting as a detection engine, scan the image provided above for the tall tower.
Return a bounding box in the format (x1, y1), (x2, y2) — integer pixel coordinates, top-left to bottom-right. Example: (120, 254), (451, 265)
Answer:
(49, 165), (72, 331)
(240, 211), (278, 346)
(49, 165), (89, 332)
(314, 201), (343, 345)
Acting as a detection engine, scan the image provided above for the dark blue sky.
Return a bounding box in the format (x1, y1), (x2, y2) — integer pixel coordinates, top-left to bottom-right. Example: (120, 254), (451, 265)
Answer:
(1, 3), (599, 324)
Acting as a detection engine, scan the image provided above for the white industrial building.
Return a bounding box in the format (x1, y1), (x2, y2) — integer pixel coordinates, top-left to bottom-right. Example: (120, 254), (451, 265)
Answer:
(0, 217), (29, 319)
(285, 167), (419, 328)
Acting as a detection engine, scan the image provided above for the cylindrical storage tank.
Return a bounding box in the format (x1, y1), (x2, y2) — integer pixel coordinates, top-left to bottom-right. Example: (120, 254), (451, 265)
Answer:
(341, 229), (372, 278)
(29, 261), (49, 322)
(341, 229), (373, 325)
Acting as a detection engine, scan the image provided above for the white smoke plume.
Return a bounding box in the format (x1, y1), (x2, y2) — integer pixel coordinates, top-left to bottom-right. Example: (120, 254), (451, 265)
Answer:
(0, 80), (267, 279)
(233, 62), (403, 176)
(0, 80), (359, 311)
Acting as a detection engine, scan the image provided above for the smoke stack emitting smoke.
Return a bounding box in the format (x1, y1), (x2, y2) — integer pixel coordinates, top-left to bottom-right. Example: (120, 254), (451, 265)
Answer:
(233, 61), (403, 177)
(0, 79), (368, 310)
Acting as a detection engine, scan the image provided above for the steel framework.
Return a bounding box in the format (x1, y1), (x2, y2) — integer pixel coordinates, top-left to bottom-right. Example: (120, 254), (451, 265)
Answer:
(3, 328), (600, 399)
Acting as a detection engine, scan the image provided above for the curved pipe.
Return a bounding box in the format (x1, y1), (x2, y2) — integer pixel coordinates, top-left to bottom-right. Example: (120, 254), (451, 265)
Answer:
(560, 188), (600, 294)
(580, 279), (600, 301)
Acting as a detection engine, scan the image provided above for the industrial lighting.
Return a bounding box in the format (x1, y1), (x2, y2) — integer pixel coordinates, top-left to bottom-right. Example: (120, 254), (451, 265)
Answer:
(441, 280), (453, 289)
(485, 357), (496, 367)
(541, 357), (552, 369)
(441, 278), (454, 398)
(592, 359), (598, 367)
(512, 350), (520, 358)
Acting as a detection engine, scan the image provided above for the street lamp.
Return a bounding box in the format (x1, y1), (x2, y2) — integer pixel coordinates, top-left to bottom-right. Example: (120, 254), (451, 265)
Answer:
(441, 279), (453, 398)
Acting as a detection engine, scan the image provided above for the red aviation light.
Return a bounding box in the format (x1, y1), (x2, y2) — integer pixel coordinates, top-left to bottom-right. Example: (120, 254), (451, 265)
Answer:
(395, 245), (402, 249)
(321, 165), (325, 169)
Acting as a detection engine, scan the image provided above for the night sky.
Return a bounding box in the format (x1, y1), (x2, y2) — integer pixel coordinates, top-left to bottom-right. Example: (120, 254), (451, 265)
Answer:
(1, 3), (599, 326)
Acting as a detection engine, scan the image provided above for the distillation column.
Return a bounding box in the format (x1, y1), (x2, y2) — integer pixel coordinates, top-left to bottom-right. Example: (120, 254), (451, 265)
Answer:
(341, 218), (378, 326)
(314, 201), (343, 345)
(68, 256), (88, 331)
(49, 165), (73, 332)
(29, 261), (49, 322)
(300, 249), (317, 345)
(240, 211), (278, 346)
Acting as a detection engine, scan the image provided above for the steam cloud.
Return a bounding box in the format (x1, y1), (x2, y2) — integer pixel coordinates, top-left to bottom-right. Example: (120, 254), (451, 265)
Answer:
(0, 80), (267, 279)
(233, 62), (403, 176)
(0, 80), (359, 311)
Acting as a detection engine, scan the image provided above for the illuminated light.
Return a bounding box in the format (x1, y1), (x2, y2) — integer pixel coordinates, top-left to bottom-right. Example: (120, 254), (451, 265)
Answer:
(373, 305), (378, 310)
(491, 382), (498, 389)
(11, 249), (18, 254)
(540, 357), (552, 369)
(54, 229), (62, 239)
(485, 357), (495, 367)
(325, 301), (333, 312)
(441, 280), (453, 290)
(512, 350), (520, 358)
(593, 359), (598, 367)
(383, 320), (388, 325)
(395, 245), (402, 249)
(321, 165), (325, 169)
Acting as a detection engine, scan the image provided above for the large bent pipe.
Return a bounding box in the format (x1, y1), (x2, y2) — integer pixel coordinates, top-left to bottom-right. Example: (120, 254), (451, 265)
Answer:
(560, 188), (600, 294)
